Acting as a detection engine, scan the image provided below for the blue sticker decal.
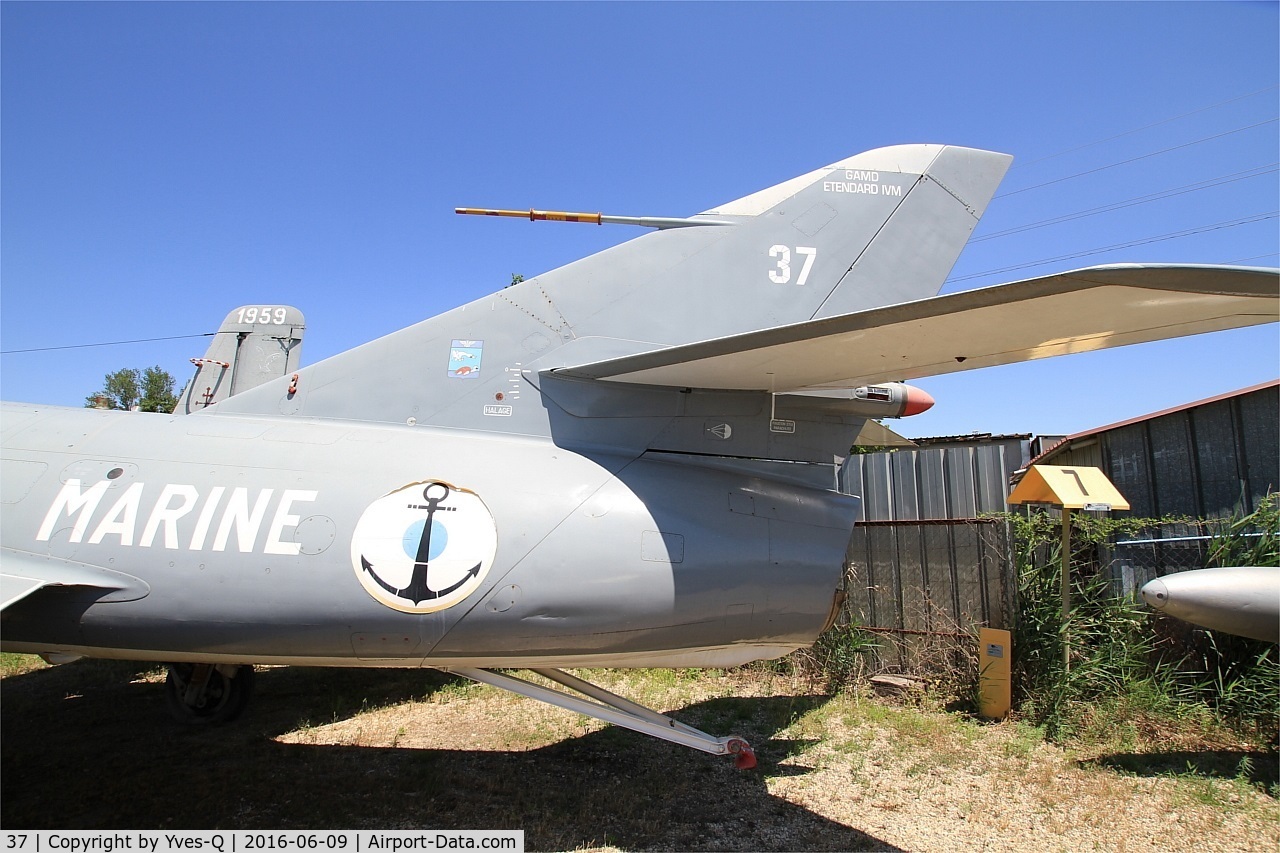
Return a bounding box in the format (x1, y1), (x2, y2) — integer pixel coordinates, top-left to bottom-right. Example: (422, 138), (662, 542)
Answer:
(448, 339), (483, 379)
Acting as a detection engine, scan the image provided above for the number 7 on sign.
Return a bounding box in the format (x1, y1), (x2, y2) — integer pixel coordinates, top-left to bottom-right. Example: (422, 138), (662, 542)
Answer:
(767, 245), (817, 285)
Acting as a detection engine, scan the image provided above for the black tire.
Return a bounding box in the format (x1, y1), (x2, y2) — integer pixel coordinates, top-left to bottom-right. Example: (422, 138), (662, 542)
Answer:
(164, 663), (255, 724)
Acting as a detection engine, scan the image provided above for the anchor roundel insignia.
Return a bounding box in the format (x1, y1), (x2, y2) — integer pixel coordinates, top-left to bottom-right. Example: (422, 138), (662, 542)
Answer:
(350, 481), (497, 614)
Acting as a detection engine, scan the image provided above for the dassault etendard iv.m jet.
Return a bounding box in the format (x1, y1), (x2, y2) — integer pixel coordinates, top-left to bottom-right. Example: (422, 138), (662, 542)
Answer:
(3, 144), (1277, 768)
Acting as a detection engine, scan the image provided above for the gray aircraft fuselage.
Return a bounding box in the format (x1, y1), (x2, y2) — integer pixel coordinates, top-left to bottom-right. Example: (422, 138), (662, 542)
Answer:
(2, 401), (853, 669)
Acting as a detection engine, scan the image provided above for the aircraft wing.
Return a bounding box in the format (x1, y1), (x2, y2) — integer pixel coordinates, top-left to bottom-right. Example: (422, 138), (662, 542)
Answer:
(1, 549), (150, 610)
(554, 265), (1278, 392)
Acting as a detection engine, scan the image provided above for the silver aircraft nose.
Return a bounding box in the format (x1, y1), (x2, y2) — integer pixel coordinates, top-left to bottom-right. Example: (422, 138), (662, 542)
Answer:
(1140, 578), (1169, 611)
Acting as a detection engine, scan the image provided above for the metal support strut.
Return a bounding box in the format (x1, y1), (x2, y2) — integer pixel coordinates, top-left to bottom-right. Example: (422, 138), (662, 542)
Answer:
(448, 667), (757, 769)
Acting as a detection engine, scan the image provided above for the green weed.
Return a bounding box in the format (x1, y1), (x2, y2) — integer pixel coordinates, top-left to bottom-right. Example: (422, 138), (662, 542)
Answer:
(1008, 497), (1279, 741)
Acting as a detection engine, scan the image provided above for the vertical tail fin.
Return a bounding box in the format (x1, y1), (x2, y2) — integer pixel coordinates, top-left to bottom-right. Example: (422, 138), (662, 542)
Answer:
(533, 144), (1012, 348)
(176, 305), (305, 414)
(802, 145), (1012, 318)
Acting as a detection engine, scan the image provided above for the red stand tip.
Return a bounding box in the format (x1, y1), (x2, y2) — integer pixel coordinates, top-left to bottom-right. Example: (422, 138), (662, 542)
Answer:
(727, 738), (757, 770)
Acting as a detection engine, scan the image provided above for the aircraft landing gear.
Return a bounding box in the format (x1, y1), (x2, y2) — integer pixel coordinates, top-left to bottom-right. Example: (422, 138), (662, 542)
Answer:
(450, 667), (759, 769)
(164, 663), (255, 724)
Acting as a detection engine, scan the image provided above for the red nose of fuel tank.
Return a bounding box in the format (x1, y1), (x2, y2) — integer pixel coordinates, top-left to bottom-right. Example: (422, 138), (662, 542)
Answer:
(901, 384), (935, 416)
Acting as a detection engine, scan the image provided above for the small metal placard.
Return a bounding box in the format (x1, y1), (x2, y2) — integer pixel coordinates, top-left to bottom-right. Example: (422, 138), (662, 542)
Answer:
(769, 419), (796, 434)
(1083, 502), (1113, 512)
(986, 644), (1004, 659)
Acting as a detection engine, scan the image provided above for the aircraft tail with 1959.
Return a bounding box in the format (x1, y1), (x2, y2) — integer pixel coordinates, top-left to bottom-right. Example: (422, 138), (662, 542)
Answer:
(3, 144), (1277, 767)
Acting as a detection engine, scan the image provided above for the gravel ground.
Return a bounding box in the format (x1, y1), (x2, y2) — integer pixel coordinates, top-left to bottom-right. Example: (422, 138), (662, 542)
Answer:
(3, 660), (1276, 852)
(767, 718), (1275, 853)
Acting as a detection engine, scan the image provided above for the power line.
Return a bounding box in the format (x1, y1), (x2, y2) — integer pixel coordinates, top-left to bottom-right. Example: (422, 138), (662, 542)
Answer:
(995, 118), (1279, 199)
(948, 211), (1279, 283)
(1223, 253), (1280, 265)
(1012, 85), (1280, 170)
(0, 332), (216, 355)
(971, 164), (1278, 243)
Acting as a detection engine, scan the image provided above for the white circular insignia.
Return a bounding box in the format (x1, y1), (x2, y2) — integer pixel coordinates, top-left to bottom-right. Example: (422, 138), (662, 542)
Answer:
(350, 481), (497, 614)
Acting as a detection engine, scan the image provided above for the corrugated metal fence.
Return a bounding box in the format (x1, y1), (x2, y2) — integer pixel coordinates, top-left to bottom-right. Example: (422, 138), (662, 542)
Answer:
(840, 437), (1030, 521)
(842, 518), (1014, 670)
(836, 439), (1028, 670)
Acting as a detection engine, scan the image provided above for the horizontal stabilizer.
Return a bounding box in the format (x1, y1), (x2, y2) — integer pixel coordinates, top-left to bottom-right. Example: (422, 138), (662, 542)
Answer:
(554, 265), (1278, 392)
(1, 549), (150, 610)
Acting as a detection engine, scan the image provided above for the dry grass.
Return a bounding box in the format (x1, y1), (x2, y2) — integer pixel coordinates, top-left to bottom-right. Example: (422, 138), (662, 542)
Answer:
(2, 657), (1275, 852)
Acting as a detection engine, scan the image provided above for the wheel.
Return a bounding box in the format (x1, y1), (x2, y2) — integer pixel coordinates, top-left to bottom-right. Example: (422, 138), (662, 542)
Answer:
(164, 663), (255, 724)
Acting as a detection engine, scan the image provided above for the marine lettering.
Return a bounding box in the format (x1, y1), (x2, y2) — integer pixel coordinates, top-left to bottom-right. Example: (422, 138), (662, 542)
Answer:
(138, 484), (200, 548)
(36, 479), (318, 555)
(88, 482), (145, 545)
(212, 488), (274, 552)
(189, 485), (225, 550)
(36, 478), (111, 543)
(265, 490), (319, 555)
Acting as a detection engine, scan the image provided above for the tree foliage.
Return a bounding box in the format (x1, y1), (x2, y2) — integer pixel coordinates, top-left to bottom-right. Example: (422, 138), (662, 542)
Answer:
(85, 366), (178, 413)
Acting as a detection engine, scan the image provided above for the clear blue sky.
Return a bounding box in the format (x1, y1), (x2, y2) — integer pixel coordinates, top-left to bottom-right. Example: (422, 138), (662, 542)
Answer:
(2, 2), (1277, 439)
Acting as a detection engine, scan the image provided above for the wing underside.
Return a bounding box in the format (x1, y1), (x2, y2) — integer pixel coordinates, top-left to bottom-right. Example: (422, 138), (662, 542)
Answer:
(554, 265), (1279, 392)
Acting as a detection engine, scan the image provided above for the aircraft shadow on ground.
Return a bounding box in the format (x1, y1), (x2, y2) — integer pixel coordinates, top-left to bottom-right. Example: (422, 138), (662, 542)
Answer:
(1083, 750), (1279, 793)
(1, 661), (900, 852)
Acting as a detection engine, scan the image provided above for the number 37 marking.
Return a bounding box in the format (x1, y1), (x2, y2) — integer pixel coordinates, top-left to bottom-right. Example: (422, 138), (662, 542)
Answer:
(768, 245), (817, 285)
